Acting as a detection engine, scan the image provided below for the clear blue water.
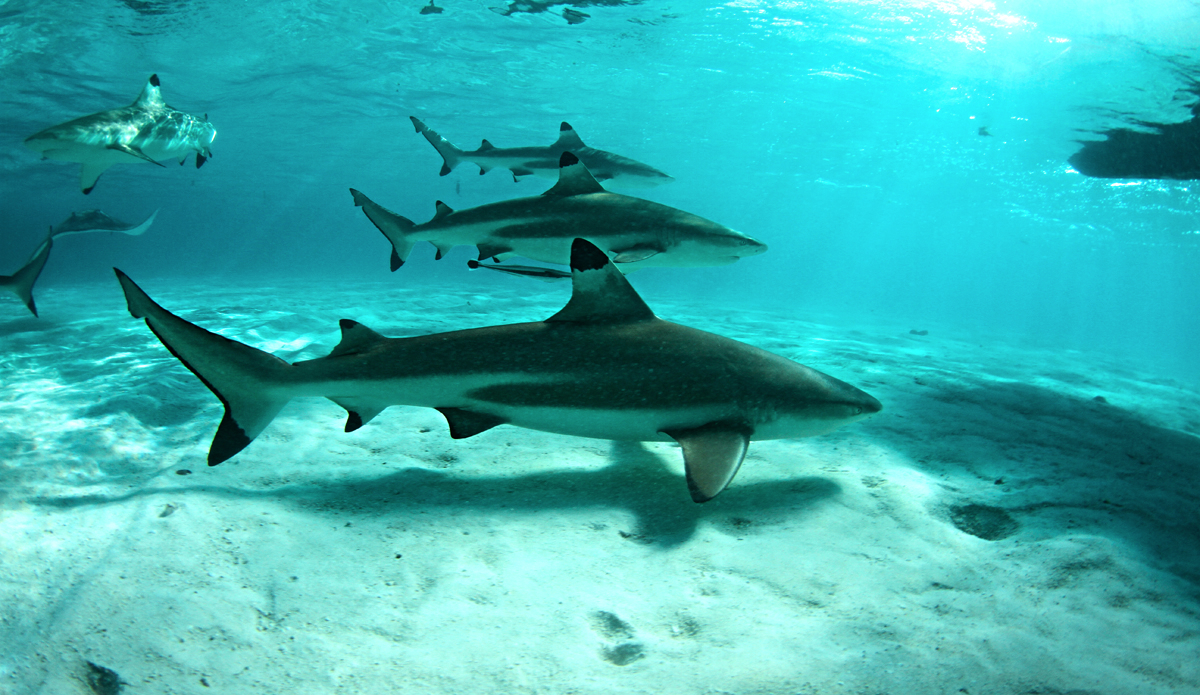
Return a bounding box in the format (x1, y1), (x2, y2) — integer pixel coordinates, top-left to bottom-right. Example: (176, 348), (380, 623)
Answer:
(3, 0), (1200, 382)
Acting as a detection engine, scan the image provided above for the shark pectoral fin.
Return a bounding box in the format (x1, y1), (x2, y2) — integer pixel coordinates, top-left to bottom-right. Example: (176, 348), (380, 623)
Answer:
(196, 152), (208, 168)
(662, 422), (753, 503)
(612, 246), (661, 263)
(433, 243), (453, 260)
(107, 143), (165, 166)
(544, 152), (606, 197)
(546, 239), (655, 323)
(435, 407), (508, 439)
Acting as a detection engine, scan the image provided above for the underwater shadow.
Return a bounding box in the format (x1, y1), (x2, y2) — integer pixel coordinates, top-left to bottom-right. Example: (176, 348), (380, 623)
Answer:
(1069, 87), (1200, 179)
(30, 440), (841, 548)
(869, 377), (1200, 581)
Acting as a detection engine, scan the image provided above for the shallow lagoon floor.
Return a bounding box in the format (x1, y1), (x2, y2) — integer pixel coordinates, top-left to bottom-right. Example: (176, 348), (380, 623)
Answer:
(1, 279), (1198, 695)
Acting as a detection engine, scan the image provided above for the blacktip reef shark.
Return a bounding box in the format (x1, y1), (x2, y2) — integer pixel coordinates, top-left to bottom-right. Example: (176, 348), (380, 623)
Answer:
(25, 74), (216, 194)
(51, 209), (158, 239)
(411, 116), (673, 186)
(351, 152), (765, 271)
(1, 238), (52, 317)
(114, 238), (880, 502)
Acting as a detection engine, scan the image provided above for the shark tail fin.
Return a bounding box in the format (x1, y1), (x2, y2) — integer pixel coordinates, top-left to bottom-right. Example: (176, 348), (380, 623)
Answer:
(1, 238), (53, 317)
(114, 269), (293, 465)
(409, 116), (463, 176)
(350, 189), (417, 271)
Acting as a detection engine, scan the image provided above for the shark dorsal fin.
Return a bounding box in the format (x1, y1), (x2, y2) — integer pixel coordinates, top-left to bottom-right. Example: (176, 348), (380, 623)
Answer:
(546, 238), (655, 323)
(543, 152), (606, 197)
(479, 139), (495, 151)
(134, 74), (165, 109)
(328, 319), (389, 358)
(433, 201), (454, 220)
(555, 122), (586, 150)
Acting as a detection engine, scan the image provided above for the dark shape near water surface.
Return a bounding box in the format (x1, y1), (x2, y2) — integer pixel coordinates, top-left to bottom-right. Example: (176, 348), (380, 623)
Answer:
(24, 74), (216, 194)
(490, 0), (641, 21)
(420, 0), (444, 14)
(114, 239), (879, 502)
(1, 238), (53, 317)
(1069, 96), (1200, 179)
(351, 152), (762, 272)
(562, 7), (589, 23)
(410, 116), (672, 185)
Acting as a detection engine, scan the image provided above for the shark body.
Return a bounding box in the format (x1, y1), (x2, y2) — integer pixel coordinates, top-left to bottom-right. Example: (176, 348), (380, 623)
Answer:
(114, 239), (880, 502)
(2, 239), (53, 317)
(352, 152), (765, 271)
(25, 75), (216, 194)
(51, 209), (158, 239)
(411, 116), (673, 186)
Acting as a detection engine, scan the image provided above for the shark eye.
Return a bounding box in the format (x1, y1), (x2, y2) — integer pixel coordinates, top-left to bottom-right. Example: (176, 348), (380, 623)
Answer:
(853, 406), (863, 415)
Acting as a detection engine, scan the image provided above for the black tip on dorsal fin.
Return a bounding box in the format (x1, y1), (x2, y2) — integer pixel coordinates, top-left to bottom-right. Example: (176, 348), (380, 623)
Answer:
(571, 237), (608, 272)
(480, 139), (494, 151)
(560, 151), (580, 167)
(560, 122), (572, 131)
(150, 74), (160, 87)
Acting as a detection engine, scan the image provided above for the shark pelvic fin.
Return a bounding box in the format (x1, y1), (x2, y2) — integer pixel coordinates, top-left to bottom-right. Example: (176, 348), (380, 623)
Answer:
(436, 407), (508, 439)
(554, 122), (586, 150)
(1, 238), (53, 317)
(113, 268), (293, 465)
(476, 242), (514, 261)
(433, 201), (454, 220)
(545, 238), (655, 324)
(662, 422), (753, 502)
(335, 402), (387, 432)
(612, 245), (662, 263)
(350, 188), (416, 271)
(544, 152), (605, 197)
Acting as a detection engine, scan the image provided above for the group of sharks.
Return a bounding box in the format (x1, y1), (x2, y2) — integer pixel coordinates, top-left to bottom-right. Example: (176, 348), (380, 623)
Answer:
(6, 74), (881, 502)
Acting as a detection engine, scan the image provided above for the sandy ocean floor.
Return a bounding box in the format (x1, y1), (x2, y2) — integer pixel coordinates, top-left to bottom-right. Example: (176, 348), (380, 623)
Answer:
(1, 277), (1199, 695)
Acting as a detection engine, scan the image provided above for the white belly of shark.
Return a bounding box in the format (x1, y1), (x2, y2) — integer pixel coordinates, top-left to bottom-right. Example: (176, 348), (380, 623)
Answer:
(115, 239), (879, 502)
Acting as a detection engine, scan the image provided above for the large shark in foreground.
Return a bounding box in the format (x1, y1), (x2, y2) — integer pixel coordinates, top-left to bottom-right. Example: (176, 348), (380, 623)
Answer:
(352, 152), (765, 271)
(25, 74), (216, 194)
(114, 239), (880, 502)
(1, 239), (52, 317)
(411, 116), (673, 186)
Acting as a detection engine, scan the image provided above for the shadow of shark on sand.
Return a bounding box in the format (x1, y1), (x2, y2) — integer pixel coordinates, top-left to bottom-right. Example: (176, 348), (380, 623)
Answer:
(30, 441), (841, 548)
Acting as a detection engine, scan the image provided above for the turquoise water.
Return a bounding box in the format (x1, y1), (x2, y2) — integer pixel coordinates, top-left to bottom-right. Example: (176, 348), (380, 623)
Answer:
(3, 2), (1200, 693)
(3, 0), (1200, 379)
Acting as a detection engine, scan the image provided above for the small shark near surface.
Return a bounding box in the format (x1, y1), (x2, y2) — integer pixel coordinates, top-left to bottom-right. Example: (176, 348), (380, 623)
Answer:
(51, 209), (158, 239)
(351, 152), (765, 271)
(468, 259), (571, 282)
(25, 74), (216, 194)
(410, 116), (673, 186)
(114, 239), (880, 502)
(1, 238), (53, 317)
